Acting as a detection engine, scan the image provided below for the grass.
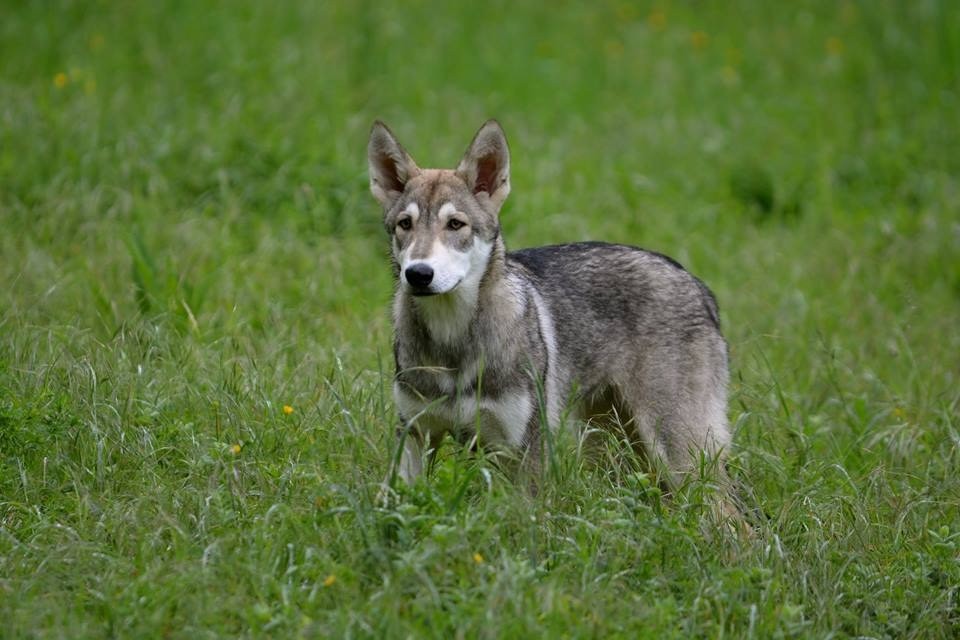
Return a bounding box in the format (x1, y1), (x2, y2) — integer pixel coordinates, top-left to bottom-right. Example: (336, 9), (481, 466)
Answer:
(1, 0), (959, 636)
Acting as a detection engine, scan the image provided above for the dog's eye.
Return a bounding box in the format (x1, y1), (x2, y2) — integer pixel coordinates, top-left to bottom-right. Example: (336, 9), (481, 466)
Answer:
(447, 219), (465, 231)
(397, 218), (412, 231)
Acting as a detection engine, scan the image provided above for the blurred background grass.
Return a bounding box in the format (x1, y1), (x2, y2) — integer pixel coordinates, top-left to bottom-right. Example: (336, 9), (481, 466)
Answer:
(1, 0), (959, 636)
(2, 0), (957, 339)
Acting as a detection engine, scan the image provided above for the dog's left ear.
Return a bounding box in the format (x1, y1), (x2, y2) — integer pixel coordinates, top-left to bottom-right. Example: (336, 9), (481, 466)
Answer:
(456, 120), (511, 212)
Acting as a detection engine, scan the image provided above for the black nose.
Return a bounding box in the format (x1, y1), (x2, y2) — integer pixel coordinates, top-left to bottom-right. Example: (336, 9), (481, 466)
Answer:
(405, 263), (434, 288)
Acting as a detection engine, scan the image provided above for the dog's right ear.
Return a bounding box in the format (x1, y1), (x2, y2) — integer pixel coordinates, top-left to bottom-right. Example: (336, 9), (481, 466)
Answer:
(368, 121), (420, 209)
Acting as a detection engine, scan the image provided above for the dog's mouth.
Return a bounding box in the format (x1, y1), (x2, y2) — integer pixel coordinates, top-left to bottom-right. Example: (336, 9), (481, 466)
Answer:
(408, 279), (462, 297)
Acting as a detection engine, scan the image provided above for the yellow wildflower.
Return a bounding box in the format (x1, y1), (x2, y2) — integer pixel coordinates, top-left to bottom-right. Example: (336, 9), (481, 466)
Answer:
(53, 72), (68, 89)
(473, 552), (484, 564)
(604, 39), (624, 57)
(229, 443), (242, 454)
(615, 3), (638, 23)
(826, 37), (843, 56)
(721, 66), (740, 86)
(691, 31), (709, 51)
(323, 574), (336, 587)
(647, 9), (667, 30)
(283, 404), (294, 415)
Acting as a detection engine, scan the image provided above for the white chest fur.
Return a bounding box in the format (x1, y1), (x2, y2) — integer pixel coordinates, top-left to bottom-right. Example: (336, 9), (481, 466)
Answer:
(394, 383), (533, 448)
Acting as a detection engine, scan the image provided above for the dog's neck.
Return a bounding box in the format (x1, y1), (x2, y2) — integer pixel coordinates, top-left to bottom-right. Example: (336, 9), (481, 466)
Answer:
(394, 237), (508, 348)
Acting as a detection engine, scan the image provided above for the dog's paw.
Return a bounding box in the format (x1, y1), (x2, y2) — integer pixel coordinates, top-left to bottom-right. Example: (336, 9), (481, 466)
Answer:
(375, 482), (398, 509)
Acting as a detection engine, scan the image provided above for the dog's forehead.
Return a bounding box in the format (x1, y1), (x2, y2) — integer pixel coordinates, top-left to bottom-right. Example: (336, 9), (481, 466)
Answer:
(404, 170), (470, 213)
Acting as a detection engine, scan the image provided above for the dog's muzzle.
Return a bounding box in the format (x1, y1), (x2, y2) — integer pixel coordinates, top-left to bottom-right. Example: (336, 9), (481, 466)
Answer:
(404, 263), (435, 295)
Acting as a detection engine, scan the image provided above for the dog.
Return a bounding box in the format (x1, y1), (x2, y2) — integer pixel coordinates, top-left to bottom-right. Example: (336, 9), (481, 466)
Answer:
(369, 120), (734, 509)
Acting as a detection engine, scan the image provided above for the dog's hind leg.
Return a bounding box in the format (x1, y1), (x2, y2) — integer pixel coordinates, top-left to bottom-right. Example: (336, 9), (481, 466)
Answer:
(615, 365), (749, 537)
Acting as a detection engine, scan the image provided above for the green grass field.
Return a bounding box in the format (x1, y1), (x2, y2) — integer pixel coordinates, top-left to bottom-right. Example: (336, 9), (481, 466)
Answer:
(2, 0), (959, 636)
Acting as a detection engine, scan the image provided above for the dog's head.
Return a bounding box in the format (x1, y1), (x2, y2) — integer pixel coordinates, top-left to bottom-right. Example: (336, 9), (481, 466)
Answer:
(367, 120), (510, 297)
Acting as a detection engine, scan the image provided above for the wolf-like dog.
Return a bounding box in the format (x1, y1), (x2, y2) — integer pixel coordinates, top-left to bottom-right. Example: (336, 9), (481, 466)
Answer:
(369, 120), (733, 502)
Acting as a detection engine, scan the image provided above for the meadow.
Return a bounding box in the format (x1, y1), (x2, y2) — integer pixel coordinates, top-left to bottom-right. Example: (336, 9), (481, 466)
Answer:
(1, 0), (958, 637)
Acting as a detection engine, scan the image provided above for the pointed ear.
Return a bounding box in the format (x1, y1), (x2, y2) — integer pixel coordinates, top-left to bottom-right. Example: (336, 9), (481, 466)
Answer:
(456, 119), (511, 212)
(368, 121), (420, 208)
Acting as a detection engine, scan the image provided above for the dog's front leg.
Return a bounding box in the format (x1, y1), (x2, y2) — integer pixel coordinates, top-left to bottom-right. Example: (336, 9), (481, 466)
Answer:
(379, 422), (434, 506)
(395, 424), (426, 484)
